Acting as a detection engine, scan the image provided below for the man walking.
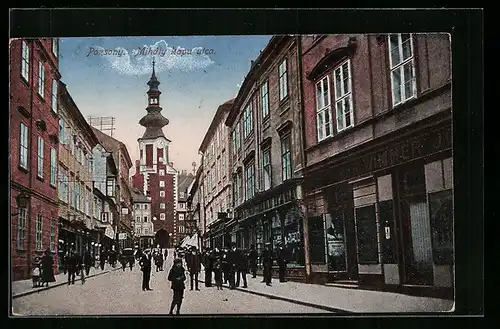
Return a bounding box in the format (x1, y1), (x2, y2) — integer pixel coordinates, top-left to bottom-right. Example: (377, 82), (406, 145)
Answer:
(277, 243), (287, 283)
(67, 250), (77, 285)
(235, 248), (248, 288)
(185, 246), (201, 291)
(249, 244), (258, 278)
(262, 243), (273, 286)
(139, 251), (153, 291)
(204, 248), (214, 287)
(83, 249), (93, 276)
(227, 243), (238, 290)
(99, 250), (106, 271)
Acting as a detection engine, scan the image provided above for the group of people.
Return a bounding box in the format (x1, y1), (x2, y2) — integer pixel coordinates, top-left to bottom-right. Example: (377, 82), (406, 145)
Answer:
(31, 249), (56, 288)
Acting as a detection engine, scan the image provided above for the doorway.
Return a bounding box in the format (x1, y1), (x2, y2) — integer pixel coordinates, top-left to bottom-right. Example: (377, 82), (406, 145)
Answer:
(397, 165), (434, 286)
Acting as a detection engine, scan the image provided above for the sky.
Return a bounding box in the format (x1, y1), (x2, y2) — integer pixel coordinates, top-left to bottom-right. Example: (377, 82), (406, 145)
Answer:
(59, 36), (272, 175)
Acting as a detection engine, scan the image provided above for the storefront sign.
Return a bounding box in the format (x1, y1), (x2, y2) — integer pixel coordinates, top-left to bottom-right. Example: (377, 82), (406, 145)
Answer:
(105, 227), (115, 239)
(308, 125), (452, 189)
(118, 233), (127, 240)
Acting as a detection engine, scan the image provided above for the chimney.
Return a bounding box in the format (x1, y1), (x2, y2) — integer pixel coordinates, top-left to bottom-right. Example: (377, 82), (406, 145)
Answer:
(135, 160), (140, 173)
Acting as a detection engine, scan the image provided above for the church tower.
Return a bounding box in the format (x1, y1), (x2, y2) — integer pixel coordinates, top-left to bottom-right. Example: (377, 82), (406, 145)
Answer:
(132, 60), (177, 248)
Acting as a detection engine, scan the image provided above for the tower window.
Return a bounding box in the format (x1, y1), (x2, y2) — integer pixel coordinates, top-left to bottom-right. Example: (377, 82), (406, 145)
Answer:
(150, 97), (158, 105)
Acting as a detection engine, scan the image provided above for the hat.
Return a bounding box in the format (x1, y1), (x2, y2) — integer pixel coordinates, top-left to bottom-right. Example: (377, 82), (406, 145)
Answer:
(173, 258), (182, 264)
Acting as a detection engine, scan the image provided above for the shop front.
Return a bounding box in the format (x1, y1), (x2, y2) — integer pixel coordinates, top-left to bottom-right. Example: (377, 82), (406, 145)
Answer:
(58, 218), (76, 270)
(207, 218), (225, 250)
(235, 181), (307, 281)
(303, 114), (453, 297)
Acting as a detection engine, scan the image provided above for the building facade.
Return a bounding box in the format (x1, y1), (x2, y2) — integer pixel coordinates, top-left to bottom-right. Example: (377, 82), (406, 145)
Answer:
(57, 81), (102, 263)
(199, 99), (234, 250)
(173, 171), (195, 247)
(131, 187), (154, 249)
(131, 62), (177, 248)
(225, 36), (307, 279)
(300, 34), (453, 297)
(10, 38), (61, 280)
(92, 142), (119, 258)
(187, 165), (204, 248)
(92, 127), (134, 250)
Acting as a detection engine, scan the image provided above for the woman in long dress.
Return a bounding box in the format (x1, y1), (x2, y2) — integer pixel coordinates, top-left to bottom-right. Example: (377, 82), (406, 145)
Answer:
(41, 249), (56, 287)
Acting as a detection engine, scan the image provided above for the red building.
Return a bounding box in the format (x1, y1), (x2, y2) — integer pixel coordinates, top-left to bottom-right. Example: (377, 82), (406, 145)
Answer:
(131, 61), (177, 248)
(300, 34), (452, 298)
(10, 38), (61, 280)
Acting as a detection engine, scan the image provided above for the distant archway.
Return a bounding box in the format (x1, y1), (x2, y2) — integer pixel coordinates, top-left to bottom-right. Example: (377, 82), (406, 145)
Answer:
(154, 229), (170, 249)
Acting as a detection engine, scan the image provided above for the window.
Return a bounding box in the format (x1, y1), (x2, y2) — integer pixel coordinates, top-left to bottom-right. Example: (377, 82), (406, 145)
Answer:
(59, 119), (65, 145)
(159, 180), (165, 188)
(179, 225), (185, 234)
(50, 219), (56, 252)
(245, 162), (255, 200)
(279, 59), (288, 100)
(316, 75), (333, 141)
(232, 130), (237, 155)
(237, 171), (243, 205)
(50, 148), (57, 186)
(80, 182), (85, 212)
(222, 152), (226, 177)
(102, 212), (109, 223)
(334, 60), (353, 132)
(243, 103), (253, 138)
(52, 38), (58, 57)
(262, 148), (272, 190)
(17, 207), (27, 250)
(389, 33), (416, 106)
(160, 190), (165, 197)
(160, 213), (165, 220)
(38, 60), (45, 98)
(236, 122), (241, 151)
(21, 41), (30, 81)
(51, 79), (58, 112)
(107, 179), (115, 197)
(37, 136), (44, 178)
(94, 197), (98, 218)
(179, 213), (185, 221)
(144, 216), (148, 222)
(180, 203), (185, 209)
(160, 203), (165, 209)
(19, 123), (28, 169)
(281, 134), (292, 181)
(137, 228), (141, 235)
(159, 169), (165, 176)
(136, 216), (141, 222)
(36, 214), (43, 251)
(261, 81), (270, 119)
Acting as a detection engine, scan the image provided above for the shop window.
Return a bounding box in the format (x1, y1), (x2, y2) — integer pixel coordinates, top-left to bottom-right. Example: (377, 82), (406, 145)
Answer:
(429, 189), (454, 265)
(283, 207), (305, 267)
(355, 205), (379, 264)
(308, 216), (326, 263)
(326, 213), (347, 271)
(271, 214), (282, 251)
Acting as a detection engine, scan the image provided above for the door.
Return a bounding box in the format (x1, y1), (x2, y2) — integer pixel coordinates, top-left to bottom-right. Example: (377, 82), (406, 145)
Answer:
(397, 166), (434, 285)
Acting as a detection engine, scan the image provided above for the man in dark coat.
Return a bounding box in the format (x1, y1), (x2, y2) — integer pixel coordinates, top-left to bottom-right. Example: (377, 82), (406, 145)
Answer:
(204, 248), (214, 287)
(168, 258), (187, 315)
(227, 243), (239, 289)
(67, 250), (78, 285)
(249, 244), (258, 278)
(221, 248), (230, 284)
(277, 244), (287, 283)
(41, 249), (56, 287)
(83, 249), (93, 276)
(262, 243), (273, 286)
(139, 251), (153, 291)
(235, 248), (248, 288)
(185, 246), (201, 291)
(99, 250), (106, 271)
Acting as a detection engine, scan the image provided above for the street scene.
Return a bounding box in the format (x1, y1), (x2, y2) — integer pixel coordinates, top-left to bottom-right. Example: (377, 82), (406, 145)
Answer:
(10, 33), (454, 315)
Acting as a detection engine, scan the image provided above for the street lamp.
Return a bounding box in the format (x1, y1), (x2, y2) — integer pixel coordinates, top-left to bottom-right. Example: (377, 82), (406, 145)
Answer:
(11, 190), (30, 216)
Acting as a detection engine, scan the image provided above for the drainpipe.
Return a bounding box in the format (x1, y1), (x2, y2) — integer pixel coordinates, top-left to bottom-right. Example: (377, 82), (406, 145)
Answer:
(297, 36), (312, 282)
(27, 39), (35, 277)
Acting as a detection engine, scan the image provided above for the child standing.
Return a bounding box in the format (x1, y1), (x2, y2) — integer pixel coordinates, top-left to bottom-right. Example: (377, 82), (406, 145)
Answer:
(167, 258), (186, 315)
(214, 256), (223, 290)
(31, 257), (41, 288)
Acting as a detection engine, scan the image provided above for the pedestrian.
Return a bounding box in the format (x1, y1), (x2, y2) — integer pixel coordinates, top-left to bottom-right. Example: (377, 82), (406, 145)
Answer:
(204, 248), (214, 287)
(185, 246), (201, 291)
(221, 248), (229, 284)
(62, 251), (68, 275)
(120, 253), (127, 271)
(164, 248), (168, 261)
(168, 258), (186, 315)
(139, 251), (153, 291)
(77, 252), (86, 285)
(67, 250), (77, 285)
(31, 257), (42, 288)
(128, 256), (134, 270)
(213, 253), (223, 290)
(262, 243), (273, 286)
(249, 244), (258, 278)
(227, 243), (238, 290)
(277, 244), (287, 283)
(235, 248), (248, 288)
(41, 249), (56, 287)
(83, 249), (93, 276)
(100, 250), (106, 271)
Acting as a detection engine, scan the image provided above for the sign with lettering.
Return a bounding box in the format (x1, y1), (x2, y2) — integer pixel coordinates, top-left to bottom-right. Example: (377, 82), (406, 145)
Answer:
(307, 124), (452, 189)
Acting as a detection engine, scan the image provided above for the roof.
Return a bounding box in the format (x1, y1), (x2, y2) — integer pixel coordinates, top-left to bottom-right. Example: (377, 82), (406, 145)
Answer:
(198, 98), (235, 152)
(131, 187), (149, 203)
(177, 173), (195, 201)
(91, 127), (133, 169)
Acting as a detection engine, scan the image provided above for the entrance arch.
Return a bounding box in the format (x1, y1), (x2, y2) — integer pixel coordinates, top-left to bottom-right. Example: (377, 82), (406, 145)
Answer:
(154, 229), (170, 249)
